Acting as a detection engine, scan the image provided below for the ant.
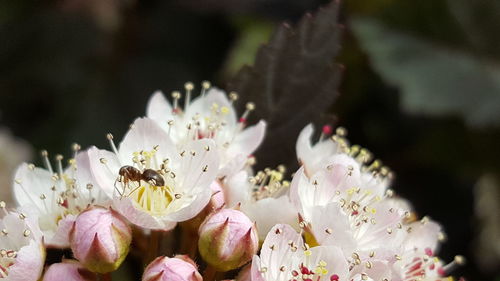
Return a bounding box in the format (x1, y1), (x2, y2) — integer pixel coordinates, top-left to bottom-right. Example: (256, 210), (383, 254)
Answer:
(115, 166), (165, 197)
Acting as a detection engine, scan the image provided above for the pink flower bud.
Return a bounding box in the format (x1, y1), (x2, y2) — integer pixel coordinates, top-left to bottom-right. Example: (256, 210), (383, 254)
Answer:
(43, 260), (97, 281)
(142, 256), (202, 281)
(198, 208), (258, 271)
(69, 207), (132, 273)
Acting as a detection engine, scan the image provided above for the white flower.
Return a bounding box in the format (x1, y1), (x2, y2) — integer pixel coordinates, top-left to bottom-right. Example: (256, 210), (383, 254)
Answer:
(296, 124), (343, 176)
(146, 84), (266, 177)
(252, 224), (396, 281)
(0, 204), (45, 281)
(290, 161), (408, 258)
(12, 148), (109, 247)
(391, 217), (463, 281)
(223, 168), (298, 240)
(295, 124), (392, 192)
(86, 117), (219, 230)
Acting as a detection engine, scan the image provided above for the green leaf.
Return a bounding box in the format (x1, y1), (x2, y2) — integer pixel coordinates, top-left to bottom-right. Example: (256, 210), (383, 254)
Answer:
(352, 17), (500, 127)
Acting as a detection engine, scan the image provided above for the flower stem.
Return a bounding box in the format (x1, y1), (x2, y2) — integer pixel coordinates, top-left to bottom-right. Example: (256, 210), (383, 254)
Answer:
(203, 265), (217, 281)
(100, 273), (112, 281)
(147, 230), (161, 263)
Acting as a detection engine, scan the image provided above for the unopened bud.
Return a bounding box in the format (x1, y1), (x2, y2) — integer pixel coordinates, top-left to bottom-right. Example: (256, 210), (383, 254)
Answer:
(69, 207), (132, 273)
(142, 255), (202, 281)
(198, 209), (258, 271)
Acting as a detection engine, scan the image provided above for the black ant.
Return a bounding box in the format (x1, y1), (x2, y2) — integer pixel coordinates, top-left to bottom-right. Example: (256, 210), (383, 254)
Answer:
(115, 166), (165, 197)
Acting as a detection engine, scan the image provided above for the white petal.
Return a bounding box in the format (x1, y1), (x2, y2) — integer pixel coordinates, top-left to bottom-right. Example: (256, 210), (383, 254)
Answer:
(118, 117), (178, 166)
(251, 256), (265, 281)
(146, 90), (173, 131)
(296, 124), (314, 165)
(250, 256), (266, 281)
(227, 120), (266, 158)
(7, 239), (44, 281)
(295, 124), (339, 175)
(309, 203), (356, 255)
(218, 153), (247, 178)
(307, 246), (349, 281)
(242, 197), (299, 241)
(289, 166), (307, 214)
(13, 163), (53, 213)
(45, 214), (76, 248)
(350, 260), (393, 281)
(163, 188), (212, 222)
(176, 139), (219, 193)
(224, 170), (251, 208)
(258, 224), (304, 280)
(112, 198), (171, 230)
(404, 220), (442, 253)
(87, 147), (120, 199)
(186, 88), (237, 129)
(75, 150), (111, 203)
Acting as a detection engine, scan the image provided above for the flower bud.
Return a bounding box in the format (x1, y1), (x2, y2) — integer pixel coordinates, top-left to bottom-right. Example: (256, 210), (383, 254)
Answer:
(142, 255), (202, 281)
(69, 207), (132, 273)
(43, 260), (97, 281)
(198, 208), (258, 271)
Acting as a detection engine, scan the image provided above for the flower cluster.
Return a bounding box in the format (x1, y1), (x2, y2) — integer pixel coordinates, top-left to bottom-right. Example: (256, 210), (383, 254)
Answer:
(5, 82), (463, 281)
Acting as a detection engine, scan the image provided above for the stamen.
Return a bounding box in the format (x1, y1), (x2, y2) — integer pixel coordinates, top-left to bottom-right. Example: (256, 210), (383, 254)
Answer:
(239, 102), (255, 124)
(442, 255), (466, 274)
(184, 82), (194, 110)
(172, 91), (181, 114)
(107, 133), (119, 155)
(55, 154), (64, 177)
(40, 150), (53, 174)
(201, 80), (211, 97)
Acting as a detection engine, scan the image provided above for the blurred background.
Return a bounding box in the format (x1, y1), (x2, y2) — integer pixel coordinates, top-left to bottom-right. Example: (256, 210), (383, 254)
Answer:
(0, 0), (499, 280)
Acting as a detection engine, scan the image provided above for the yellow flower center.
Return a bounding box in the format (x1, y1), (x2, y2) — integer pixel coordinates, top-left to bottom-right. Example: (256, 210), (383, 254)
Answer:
(131, 184), (175, 215)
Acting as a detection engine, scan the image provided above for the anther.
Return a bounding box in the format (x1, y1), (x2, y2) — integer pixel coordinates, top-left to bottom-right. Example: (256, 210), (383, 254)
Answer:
(23, 229), (31, 237)
(72, 143), (81, 152)
(336, 127), (348, 137)
(246, 102), (255, 111)
(0, 201), (5, 208)
(229, 92), (238, 102)
(202, 80), (211, 90)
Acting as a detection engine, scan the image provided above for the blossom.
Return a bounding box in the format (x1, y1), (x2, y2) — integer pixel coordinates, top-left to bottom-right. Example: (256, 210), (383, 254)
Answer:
(222, 167), (298, 241)
(290, 158), (408, 258)
(85, 117), (219, 230)
(42, 260), (97, 281)
(252, 224), (401, 281)
(198, 208), (258, 271)
(146, 83), (266, 177)
(142, 255), (202, 281)
(390, 216), (463, 281)
(69, 206), (131, 273)
(0, 204), (45, 281)
(12, 148), (109, 247)
(251, 224), (350, 281)
(295, 124), (393, 193)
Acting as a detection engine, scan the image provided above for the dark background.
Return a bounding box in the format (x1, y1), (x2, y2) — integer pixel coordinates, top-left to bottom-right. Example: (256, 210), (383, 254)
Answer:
(1, 0), (499, 280)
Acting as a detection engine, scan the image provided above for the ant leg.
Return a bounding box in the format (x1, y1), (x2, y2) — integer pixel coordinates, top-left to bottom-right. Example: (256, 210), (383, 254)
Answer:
(114, 178), (124, 198)
(126, 183), (142, 198)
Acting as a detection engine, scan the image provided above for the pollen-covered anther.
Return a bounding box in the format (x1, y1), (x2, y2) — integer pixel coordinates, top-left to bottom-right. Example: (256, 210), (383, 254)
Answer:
(202, 80), (211, 90)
